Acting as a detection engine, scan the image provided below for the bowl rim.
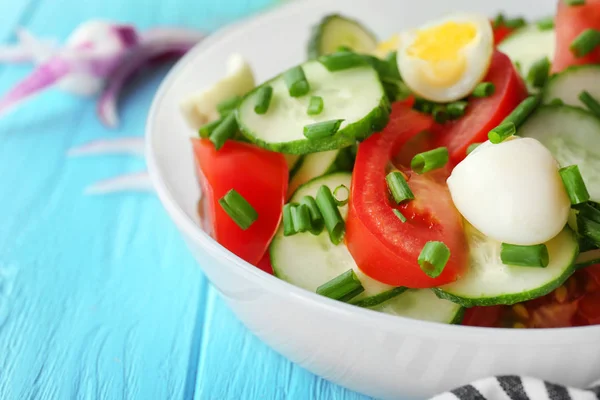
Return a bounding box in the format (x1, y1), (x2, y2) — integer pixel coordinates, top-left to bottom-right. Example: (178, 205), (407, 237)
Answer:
(145, 0), (600, 343)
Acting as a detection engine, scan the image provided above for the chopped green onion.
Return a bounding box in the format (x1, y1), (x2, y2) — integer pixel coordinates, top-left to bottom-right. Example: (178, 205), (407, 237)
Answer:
(210, 113), (238, 150)
(488, 122), (516, 144)
(502, 96), (539, 128)
(570, 29), (600, 58)
(504, 17), (526, 30)
(299, 196), (324, 235)
(318, 52), (367, 71)
(492, 13), (526, 29)
(254, 85), (273, 115)
(578, 202), (600, 224)
(386, 171), (414, 204)
(578, 236), (598, 253)
(198, 118), (222, 139)
(500, 243), (549, 268)
(579, 90), (600, 118)
(316, 269), (364, 302)
(492, 13), (506, 29)
(536, 17), (555, 31)
(316, 185), (345, 245)
(413, 98), (434, 114)
(218, 189), (258, 230)
(216, 95), (242, 117)
(283, 66), (310, 97)
(393, 209), (407, 223)
(411, 147), (449, 174)
(466, 142), (481, 155)
(332, 184), (350, 206)
(527, 57), (551, 88)
(418, 241), (450, 278)
(578, 214), (600, 247)
(282, 203), (295, 236)
(350, 287), (407, 308)
(432, 105), (448, 124)
(472, 82), (495, 98)
(560, 165), (590, 205)
(303, 119), (344, 140)
(548, 98), (564, 106)
(291, 203), (311, 233)
(564, 0), (585, 5)
(307, 96), (324, 115)
(447, 101), (468, 119)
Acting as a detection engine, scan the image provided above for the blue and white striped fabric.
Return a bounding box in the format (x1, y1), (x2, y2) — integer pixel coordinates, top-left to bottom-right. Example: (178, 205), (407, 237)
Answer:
(433, 377), (600, 400)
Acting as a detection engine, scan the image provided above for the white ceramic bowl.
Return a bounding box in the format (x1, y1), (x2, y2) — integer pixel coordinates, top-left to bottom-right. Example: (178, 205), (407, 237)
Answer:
(146, 1), (600, 398)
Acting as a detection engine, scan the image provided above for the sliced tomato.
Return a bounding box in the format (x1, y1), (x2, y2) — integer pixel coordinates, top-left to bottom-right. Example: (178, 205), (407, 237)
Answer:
(346, 103), (468, 288)
(577, 292), (600, 325)
(553, 0), (600, 73)
(462, 306), (504, 328)
(256, 253), (274, 275)
(492, 24), (516, 45)
(432, 51), (527, 164)
(192, 139), (288, 265)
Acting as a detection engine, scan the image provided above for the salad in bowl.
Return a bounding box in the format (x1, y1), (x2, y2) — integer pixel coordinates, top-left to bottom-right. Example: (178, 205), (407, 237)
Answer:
(178, 0), (600, 330)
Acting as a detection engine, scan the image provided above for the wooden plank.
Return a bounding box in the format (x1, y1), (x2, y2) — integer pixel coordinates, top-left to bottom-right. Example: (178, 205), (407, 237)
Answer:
(0, 0), (208, 397)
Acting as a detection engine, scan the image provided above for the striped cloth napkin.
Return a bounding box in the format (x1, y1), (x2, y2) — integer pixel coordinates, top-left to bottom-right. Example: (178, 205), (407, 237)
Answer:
(432, 376), (600, 400)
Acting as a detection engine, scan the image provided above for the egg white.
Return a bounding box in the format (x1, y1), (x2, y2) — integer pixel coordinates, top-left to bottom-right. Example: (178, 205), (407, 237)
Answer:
(397, 13), (494, 103)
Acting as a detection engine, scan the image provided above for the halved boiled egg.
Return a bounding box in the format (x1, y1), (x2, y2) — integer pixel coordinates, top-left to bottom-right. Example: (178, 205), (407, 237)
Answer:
(397, 13), (494, 103)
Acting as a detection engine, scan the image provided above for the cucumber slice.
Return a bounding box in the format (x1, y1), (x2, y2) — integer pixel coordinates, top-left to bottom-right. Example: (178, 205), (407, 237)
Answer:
(498, 24), (555, 80)
(542, 65), (600, 107)
(272, 172), (392, 297)
(371, 289), (464, 324)
(519, 105), (600, 202)
(307, 14), (378, 59)
(435, 225), (578, 307)
(287, 147), (354, 197)
(237, 60), (389, 155)
(271, 172), (463, 322)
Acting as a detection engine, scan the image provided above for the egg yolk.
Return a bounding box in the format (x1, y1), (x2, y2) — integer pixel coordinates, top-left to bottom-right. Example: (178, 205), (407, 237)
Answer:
(407, 21), (477, 86)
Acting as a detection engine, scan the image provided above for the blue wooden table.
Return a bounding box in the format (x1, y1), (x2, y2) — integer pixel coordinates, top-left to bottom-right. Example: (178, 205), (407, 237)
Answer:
(0, 0), (371, 398)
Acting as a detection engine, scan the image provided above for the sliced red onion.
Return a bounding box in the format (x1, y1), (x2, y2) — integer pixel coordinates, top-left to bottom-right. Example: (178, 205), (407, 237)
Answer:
(0, 57), (71, 117)
(0, 23), (203, 122)
(97, 28), (205, 128)
(68, 137), (145, 157)
(0, 22), (140, 116)
(85, 171), (153, 195)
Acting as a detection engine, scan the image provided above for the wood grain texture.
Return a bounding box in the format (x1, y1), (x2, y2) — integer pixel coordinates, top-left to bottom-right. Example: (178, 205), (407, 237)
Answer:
(0, 0), (372, 399)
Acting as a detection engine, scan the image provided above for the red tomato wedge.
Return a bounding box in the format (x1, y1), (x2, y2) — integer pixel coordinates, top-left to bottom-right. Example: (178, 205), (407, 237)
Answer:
(346, 103), (468, 288)
(256, 253), (274, 275)
(492, 24), (516, 45)
(192, 139), (288, 265)
(462, 306), (504, 328)
(553, 0), (600, 73)
(432, 51), (527, 164)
